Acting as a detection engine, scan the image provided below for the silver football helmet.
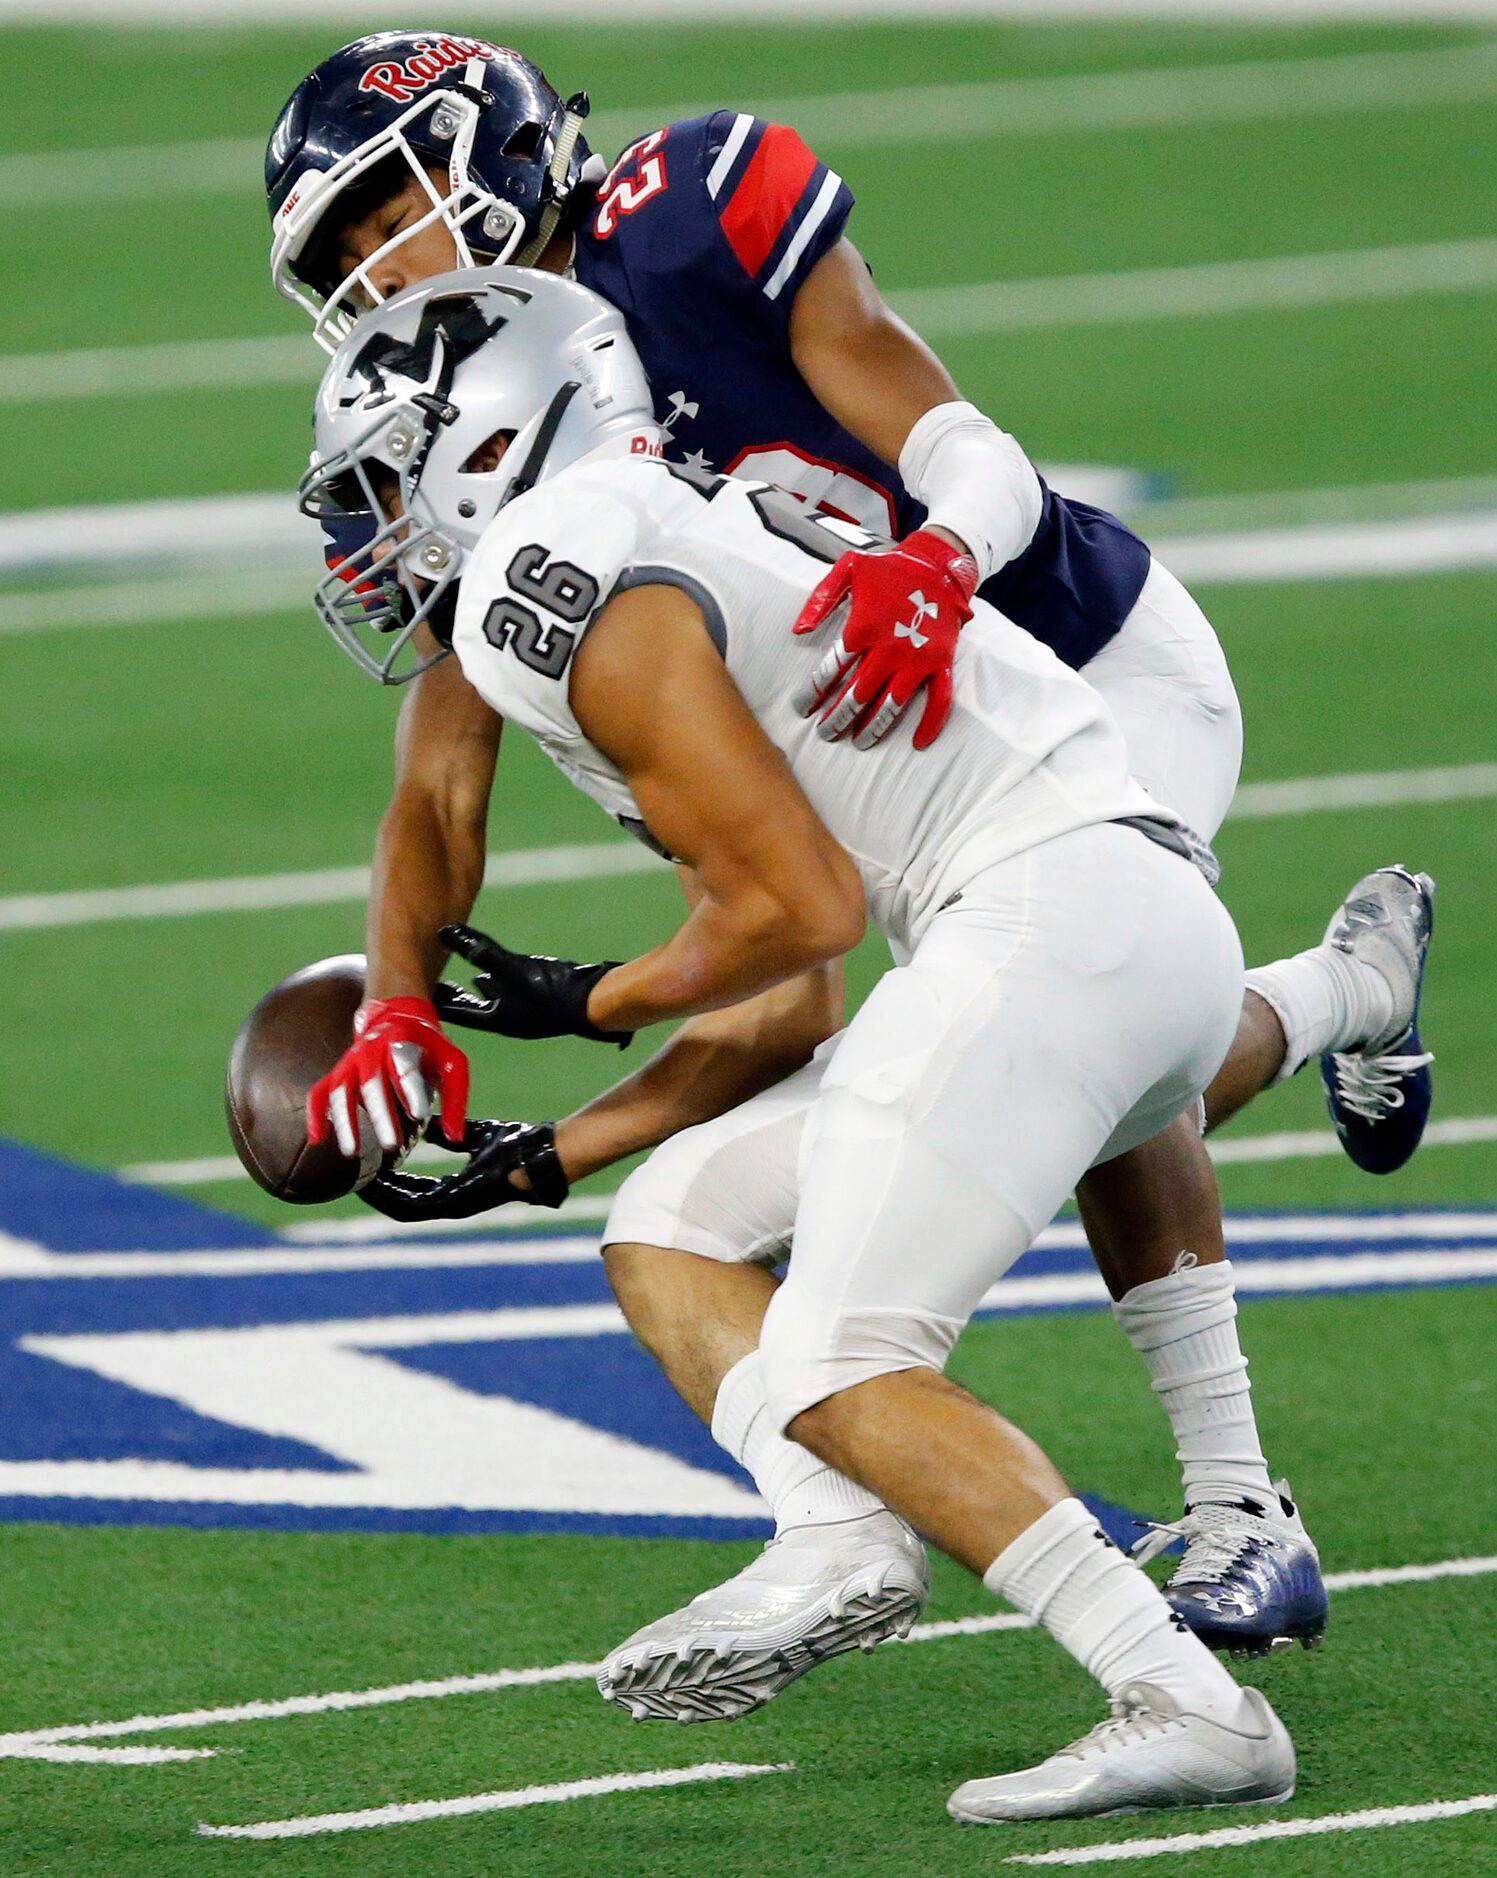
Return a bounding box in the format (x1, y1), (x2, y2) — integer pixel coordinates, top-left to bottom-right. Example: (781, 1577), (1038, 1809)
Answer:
(301, 264), (658, 683)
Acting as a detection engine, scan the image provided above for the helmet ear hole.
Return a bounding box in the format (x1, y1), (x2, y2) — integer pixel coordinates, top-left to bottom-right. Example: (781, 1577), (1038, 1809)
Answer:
(461, 428), (515, 476)
(502, 121), (545, 160)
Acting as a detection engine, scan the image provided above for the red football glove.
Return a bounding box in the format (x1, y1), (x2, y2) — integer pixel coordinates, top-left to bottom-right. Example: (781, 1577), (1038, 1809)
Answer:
(792, 527), (979, 750)
(306, 996), (469, 1160)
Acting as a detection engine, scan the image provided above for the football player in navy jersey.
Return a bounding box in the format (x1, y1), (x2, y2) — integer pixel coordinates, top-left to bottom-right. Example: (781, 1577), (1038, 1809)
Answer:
(263, 35), (1433, 1668)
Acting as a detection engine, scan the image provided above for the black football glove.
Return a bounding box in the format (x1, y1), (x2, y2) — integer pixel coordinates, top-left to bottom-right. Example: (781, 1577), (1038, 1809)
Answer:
(358, 1118), (570, 1222)
(433, 922), (633, 1048)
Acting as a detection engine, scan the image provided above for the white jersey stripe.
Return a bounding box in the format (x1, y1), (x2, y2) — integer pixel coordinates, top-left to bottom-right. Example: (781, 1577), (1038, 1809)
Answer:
(764, 169), (844, 301)
(705, 113), (755, 200)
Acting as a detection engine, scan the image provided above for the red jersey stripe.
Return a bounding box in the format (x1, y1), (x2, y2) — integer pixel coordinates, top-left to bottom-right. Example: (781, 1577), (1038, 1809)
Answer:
(717, 124), (819, 280)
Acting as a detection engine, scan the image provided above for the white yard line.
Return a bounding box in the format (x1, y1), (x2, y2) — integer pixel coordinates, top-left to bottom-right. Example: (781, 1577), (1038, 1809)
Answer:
(1229, 761), (1497, 815)
(976, 1245), (1497, 1312)
(0, 1553), (1490, 1765)
(5, 1203), (1497, 1279)
(10, 41), (1497, 211)
(0, 570), (309, 636)
(196, 1760), (794, 1839)
(0, 464), (1147, 583)
(1, 757), (1487, 936)
(1004, 1792), (1497, 1866)
(5, 1743), (216, 1765)
(3, 473), (1489, 582)
(279, 1201), (1497, 1246)
(897, 238), (1497, 338)
(8, 1239), (1495, 1299)
(0, 838), (664, 932)
(0, 492), (318, 577)
(117, 1116), (1497, 1195)
(1160, 512), (1497, 583)
(0, 332), (307, 405)
(1209, 1118), (1497, 1164)
(0, 1234), (608, 1281)
(3, 509), (1493, 635)
(6, 239), (1497, 411)
(1134, 472), (1497, 536)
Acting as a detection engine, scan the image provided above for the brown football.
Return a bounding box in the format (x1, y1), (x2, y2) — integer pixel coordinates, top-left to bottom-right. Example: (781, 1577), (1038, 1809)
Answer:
(225, 954), (386, 1204)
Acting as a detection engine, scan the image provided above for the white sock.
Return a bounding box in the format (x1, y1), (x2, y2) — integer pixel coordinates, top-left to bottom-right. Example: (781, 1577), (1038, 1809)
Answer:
(1246, 940), (1395, 1081)
(711, 1352), (884, 1532)
(1113, 1260), (1276, 1513)
(984, 1498), (1246, 1722)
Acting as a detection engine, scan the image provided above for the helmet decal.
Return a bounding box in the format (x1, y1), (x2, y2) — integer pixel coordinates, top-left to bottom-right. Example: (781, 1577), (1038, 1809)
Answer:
(340, 294), (513, 410)
(358, 36), (507, 104)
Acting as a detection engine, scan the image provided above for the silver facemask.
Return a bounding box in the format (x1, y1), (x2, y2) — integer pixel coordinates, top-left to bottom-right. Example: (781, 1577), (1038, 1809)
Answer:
(300, 265), (659, 684)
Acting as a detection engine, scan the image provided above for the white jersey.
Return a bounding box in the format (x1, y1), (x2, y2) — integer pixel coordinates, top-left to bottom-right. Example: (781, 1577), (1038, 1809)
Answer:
(451, 451), (1171, 954)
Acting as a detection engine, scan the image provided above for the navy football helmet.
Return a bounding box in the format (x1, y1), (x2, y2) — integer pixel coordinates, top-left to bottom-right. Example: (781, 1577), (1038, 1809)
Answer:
(267, 32), (603, 350)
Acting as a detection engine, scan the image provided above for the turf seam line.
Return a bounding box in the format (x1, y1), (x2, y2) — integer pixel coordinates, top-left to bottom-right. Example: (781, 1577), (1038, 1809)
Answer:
(1001, 1790), (1497, 1865)
(2, 1553), (1492, 1764)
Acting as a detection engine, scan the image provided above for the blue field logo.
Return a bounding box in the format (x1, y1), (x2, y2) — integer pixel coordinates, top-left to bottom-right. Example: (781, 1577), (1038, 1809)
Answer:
(2, 1137), (1494, 1541)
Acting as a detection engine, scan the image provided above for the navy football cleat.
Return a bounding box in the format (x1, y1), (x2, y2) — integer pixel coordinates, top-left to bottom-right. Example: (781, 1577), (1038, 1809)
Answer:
(1320, 866), (1435, 1175)
(1134, 1481), (1328, 1658)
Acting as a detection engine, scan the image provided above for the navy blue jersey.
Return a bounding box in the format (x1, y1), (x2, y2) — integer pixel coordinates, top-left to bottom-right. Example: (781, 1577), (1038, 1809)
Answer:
(573, 110), (1151, 670)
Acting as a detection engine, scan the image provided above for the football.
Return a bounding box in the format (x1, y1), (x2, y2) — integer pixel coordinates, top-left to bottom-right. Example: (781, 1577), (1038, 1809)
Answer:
(225, 954), (390, 1204)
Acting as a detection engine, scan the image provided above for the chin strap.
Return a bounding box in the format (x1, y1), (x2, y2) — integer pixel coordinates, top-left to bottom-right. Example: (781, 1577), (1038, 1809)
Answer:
(516, 101), (591, 266)
(504, 381), (582, 504)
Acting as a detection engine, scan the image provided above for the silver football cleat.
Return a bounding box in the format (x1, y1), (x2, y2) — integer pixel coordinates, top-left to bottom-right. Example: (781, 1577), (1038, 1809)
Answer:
(948, 1682), (1295, 1824)
(1322, 865), (1432, 1054)
(597, 1509), (929, 1723)
(1319, 866), (1435, 1176)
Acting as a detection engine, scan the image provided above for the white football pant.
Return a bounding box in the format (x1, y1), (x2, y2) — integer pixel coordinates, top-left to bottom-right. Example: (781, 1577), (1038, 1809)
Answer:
(1085, 558), (1242, 846)
(607, 820), (1243, 1429)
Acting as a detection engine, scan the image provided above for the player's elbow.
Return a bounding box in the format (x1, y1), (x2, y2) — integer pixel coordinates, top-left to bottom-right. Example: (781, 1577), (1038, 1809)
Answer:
(782, 850), (865, 967)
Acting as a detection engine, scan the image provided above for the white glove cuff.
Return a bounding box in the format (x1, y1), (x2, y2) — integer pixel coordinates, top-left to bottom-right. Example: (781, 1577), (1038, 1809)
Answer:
(897, 399), (1043, 585)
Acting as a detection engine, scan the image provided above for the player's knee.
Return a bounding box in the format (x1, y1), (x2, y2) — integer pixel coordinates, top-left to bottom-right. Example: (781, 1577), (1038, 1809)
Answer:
(758, 1287), (958, 1435)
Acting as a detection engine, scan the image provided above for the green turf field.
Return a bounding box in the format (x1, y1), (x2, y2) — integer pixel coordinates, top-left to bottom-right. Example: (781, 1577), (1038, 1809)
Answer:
(1, 1288), (1493, 1876)
(1, 10), (1494, 1875)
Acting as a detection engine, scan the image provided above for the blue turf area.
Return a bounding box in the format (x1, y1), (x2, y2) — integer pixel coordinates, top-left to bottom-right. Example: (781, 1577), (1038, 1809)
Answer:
(2, 1136), (1493, 1542)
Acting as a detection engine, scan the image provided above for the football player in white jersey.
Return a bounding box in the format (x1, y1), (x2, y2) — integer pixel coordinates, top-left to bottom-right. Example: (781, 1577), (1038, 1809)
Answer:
(301, 268), (1302, 1820)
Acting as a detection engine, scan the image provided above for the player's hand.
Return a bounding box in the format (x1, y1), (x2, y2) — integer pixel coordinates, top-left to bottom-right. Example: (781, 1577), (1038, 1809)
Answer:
(359, 1118), (569, 1221)
(434, 923), (634, 1047)
(305, 996), (469, 1158)
(792, 527), (979, 751)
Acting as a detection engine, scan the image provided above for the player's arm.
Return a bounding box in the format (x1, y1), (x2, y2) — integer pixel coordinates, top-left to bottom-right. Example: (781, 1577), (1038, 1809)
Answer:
(552, 869), (843, 1183)
(574, 585), (865, 1034)
(305, 625), (500, 1158)
(784, 238), (1044, 746)
(789, 237), (1043, 585)
(425, 863), (843, 1193)
(365, 627), (502, 999)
